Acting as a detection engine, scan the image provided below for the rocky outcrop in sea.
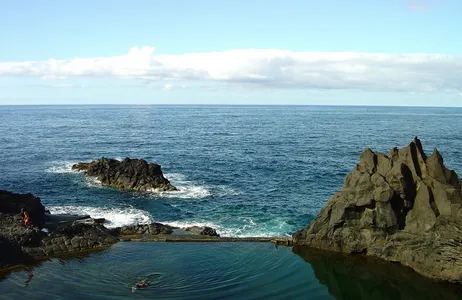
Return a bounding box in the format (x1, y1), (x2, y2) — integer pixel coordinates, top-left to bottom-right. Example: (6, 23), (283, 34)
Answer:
(294, 137), (462, 283)
(72, 157), (177, 191)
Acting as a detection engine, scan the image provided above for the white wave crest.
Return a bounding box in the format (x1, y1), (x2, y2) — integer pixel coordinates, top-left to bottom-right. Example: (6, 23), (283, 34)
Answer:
(218, 227), (292, 238)
(84, 176), (103, 188)
(47, 205), (152, 228)
(161, 218), (291, 238)
(161, 220), (221, 230)
(45, 161), (79, 174)
(153, 173), (212, 199)
(214, 185), (242, 197)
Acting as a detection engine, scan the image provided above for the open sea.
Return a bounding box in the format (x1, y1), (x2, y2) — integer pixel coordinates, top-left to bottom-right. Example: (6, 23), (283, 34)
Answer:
(1, 105), (462, 299)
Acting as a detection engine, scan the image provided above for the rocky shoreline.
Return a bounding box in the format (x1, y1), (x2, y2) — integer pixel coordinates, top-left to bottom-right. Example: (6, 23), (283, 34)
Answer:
(0, 190), (219, 269)
(294, 137), (462, 283)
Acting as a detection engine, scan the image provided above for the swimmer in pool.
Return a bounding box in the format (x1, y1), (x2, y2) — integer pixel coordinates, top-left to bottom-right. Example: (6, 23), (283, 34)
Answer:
(132, 280), (149, 292)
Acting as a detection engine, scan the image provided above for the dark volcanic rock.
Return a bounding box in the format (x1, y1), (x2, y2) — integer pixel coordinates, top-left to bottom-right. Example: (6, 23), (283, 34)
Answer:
(0, 190), (45, 226)
(293, 137), (462, 283)
(23, 222), (118, 258)
(0, 191), (47, 267)
(0, 191), (119, 268)
(72, 157), (177, 192)
(0, 236), (27, 268)
(185, 226), (220, 237)
(112, 223), (174, 235)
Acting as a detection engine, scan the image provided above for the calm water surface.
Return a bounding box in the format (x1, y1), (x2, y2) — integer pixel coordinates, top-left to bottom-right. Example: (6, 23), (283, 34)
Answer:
(2, 243), (462, 300)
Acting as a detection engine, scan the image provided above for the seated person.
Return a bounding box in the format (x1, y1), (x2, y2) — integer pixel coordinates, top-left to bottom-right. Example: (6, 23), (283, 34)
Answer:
(20, 208), (32, 227)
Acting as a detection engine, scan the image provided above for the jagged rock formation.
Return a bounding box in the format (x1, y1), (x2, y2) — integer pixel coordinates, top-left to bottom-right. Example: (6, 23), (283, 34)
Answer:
(72, 157), (177, 191)
(294, 137), (462, 283)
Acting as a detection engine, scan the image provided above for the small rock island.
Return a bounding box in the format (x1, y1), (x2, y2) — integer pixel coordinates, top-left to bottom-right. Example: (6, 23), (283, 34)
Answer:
(72, 157), (177, 191)
(294, 137), (462, 283)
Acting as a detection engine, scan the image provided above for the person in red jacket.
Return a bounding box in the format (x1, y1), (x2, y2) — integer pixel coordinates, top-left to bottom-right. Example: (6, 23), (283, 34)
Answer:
(20, 208), (32, 227)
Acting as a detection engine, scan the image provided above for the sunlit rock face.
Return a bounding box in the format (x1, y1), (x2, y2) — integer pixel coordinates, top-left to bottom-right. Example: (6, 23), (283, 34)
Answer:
(294, 137), (462, 283)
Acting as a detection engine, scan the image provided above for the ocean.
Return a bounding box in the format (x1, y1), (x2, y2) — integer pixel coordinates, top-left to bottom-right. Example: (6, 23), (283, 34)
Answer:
(1, 105), (462, 299)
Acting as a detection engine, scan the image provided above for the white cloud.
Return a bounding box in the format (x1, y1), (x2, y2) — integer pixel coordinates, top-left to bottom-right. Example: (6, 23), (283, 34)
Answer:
(1, 46), (462, 93)
(162, 83), (173, 90)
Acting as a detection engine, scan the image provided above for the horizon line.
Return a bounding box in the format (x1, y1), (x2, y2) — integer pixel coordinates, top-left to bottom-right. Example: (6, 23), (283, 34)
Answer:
(0, 104), (461, 109)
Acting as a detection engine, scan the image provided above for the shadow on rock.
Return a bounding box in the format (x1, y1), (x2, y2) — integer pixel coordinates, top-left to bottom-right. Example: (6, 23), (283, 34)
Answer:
(293, 245), (462, 300)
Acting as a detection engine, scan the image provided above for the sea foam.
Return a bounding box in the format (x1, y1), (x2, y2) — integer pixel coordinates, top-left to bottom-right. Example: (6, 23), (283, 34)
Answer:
(48, 205), (152, 228)
(151, 173), (212, 199)
(45, 161), (79, 174)
(161, 218), (292, 238)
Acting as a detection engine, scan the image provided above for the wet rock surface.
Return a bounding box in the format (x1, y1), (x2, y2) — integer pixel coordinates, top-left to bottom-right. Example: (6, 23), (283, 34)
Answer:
(111, 223), (174, 235)
(294, 137), (462, 283)
(23, 223), (118, 258)
(185, 226), (220, 237)
(72, 157), (177, 191)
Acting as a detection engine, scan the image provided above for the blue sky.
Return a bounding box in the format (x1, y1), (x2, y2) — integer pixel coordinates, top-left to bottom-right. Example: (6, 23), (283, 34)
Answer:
(1, 0), (462, 106)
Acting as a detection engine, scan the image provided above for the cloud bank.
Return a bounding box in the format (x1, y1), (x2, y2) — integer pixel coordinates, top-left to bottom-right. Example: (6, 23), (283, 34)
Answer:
(1, 46), (461, 93)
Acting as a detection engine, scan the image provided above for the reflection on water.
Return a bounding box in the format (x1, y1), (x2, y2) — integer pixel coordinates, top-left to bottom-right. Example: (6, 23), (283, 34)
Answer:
(293, 246), (462, 300)
(0, 248), (107, 288)
(3, 243), (462, 300)
(0, 242), (333, 300)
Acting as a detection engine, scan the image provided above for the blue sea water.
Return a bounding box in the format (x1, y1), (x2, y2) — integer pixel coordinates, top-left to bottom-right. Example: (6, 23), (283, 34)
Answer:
(1, 105), (462, 299)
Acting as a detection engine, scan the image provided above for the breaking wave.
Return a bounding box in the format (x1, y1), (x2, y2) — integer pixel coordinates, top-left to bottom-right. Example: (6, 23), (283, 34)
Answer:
(162, 217), (292, 238)
(47, 205), (152, 228)
(155, 173), (241, 199)
(152, 173), (212, 199)
(44, 161), (78, 174)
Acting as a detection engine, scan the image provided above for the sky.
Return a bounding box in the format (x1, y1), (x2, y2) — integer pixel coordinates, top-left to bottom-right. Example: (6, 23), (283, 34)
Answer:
(1, 0), (462, 106)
